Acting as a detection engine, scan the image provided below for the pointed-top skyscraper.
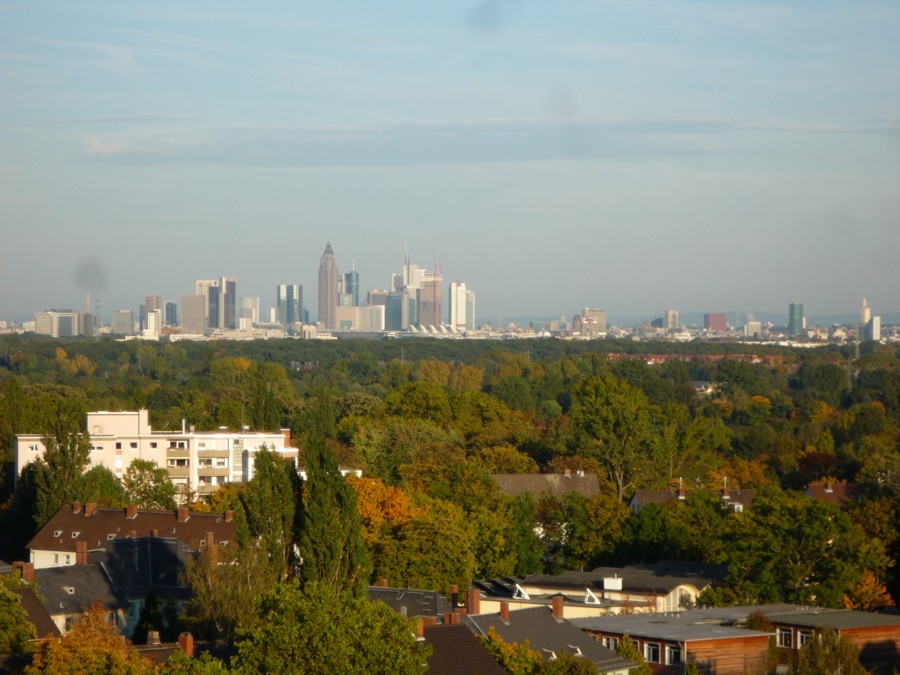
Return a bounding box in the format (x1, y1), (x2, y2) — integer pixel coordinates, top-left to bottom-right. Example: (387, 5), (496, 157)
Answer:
(318, 242), (340, 330)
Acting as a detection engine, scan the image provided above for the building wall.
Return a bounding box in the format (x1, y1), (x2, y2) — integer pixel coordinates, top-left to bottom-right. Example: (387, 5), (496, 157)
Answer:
(179, 294), (206, 335)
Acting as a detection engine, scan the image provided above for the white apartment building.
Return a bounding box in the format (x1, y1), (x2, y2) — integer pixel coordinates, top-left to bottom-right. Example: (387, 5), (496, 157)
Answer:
(16, 409), (297, 496)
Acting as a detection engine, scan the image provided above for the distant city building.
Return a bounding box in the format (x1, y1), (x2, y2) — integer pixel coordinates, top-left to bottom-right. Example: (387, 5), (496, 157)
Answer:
(343, 263), (359, 307)
(704, 313), (727, 331)
(141, 296), (161, 333)
(164, 301), (178, 327)
(744, 321), (762, 338)
(861, 298), (871, 325)
(385, 289), (416, 331)
(276, 284), (302, 326)
(143, 309), (161, 338)
(580, 308), (608, 337)
(196, 278), (237, 330)
(418, 271), (443, 327)
(448, 282), (476, 331)
(865, 316), (881, 341)
(788, 302), (804, 336)
(367, 289), (389, 306)
(239, 296), (260, 330)
(663, 308), (679, 330)
(179, 294), (206, 335)
(34, 310), (81, 338)
(335, 305), (385, 332)
(318, 242), (340, 330)
(111, 310), (134, 336)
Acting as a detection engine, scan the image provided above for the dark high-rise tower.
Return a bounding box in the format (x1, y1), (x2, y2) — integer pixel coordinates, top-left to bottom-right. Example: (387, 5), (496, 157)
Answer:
(318, 242), (339, 330)
(788, 302), (804, 336)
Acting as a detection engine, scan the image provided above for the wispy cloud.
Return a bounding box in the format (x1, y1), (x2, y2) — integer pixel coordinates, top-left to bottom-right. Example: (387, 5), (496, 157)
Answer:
(75, 116), (900, 167)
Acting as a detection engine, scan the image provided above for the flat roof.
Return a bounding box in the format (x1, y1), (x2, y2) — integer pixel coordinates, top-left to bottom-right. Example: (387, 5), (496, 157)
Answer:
(571, 614), (772, 643)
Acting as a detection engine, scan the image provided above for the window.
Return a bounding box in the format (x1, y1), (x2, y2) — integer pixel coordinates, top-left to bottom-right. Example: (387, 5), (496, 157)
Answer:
(150, 442), (157, 448)
(71, 531), (80, 538)
(65, 555), (70, 565)
(65, 617), (74, 632)
(28, 444), (39, 453)
(54, 554), (59, 564)
(198, 442), (206, 448)
(128, 606), (135, 619)
(666, 645), (683, 665)
(130, 442), (138, 449)
(799, 630), (812, 647)
(644, 643), (660, 664)
(167, 458), (189, 468)
(777, 628), (792, 648)
(107, 611), (119, 627)
(53, 530), (63, 538)
(116, 442), (122, 449)
(93, 445), (103, 452)
(107, 534), (116, 541)
(602, 637), (618, 650)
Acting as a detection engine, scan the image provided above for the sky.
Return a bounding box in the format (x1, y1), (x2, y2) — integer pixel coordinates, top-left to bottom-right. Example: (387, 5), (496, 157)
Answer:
(1, 1), (899, 324)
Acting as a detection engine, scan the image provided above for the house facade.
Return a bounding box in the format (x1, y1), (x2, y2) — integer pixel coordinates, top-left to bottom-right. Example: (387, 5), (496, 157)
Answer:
(15, 409), (297, 495)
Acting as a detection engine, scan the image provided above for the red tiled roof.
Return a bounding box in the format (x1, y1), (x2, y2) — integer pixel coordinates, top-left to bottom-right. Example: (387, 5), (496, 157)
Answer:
(9, 586), (61, 640)
(27, 504), (236, 555)
(805, 482), (866, 508)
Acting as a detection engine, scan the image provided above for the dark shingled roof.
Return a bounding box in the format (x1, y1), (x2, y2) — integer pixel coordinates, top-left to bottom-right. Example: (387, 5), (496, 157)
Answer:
(28, 505), (236, 555)
(368, 587), (452, 619)
(464, 606), (635, 673)
(805, 482), (868, 509)
(423, 624), (505, 675)
(492, 473), (601, 499)
(766, 608), (900, 631)
(34, 564), (129, 616)
(9, 586), (61, 640)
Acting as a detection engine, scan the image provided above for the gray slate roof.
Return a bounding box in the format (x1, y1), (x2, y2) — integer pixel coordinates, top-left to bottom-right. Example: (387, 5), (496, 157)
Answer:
(368, 586), (452, 619)
(571, 613), (772, 643)
(464, 606), (635, 673)
(35, 564), (129, 616)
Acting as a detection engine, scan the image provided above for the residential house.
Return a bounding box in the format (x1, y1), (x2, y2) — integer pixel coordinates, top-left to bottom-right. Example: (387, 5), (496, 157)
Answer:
(630, 484), (755, 515)
(422, 624), (505, 675)
(573, 612), (771, 674)
(475, 562), (722, 618)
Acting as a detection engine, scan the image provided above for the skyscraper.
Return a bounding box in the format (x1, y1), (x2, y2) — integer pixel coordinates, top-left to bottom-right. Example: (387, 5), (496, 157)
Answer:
(704, 313), (727, 331)
(449, 281), (476, 331)
(343, 262), (359, 307)
(111, 309), (135, 336)
(164, 301), (178, 327)
(318, 242), (340, 330)
(180, 294), (206, 335)
(663, 308), (679, 331)
(418, 270), (443, 328)
(581, 308), (608, 337)
(196, 278), (237, 330)
(788, 303), (804, 336)
(277, 284), (302, 325)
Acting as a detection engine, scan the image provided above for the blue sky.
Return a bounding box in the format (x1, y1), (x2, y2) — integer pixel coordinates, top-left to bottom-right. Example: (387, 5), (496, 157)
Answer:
(1, 1), (898, 323)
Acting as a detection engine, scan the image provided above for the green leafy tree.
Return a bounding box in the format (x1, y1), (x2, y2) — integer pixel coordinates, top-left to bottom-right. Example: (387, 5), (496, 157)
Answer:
(615, 634), (651, 675)
(237, 448), (302, 582)
(793, 628), (865, 674)
(299, 420), (371, 595)
(182, 542), (273, 641)
(569, 375), (656, 499)
(0, 585), (36, 654)
(80, 465), (127, 507)
(232, 580), (430, 674)
(123, 459), (177, 510)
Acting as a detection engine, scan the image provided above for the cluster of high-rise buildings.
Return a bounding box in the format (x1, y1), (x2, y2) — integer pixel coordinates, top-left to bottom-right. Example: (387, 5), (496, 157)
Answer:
(317, 243), (476, 333)
(32, 244), (478, 338)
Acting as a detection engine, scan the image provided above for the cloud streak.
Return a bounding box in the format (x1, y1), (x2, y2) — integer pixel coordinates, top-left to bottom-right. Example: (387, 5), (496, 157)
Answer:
(77, 116), (900, 167)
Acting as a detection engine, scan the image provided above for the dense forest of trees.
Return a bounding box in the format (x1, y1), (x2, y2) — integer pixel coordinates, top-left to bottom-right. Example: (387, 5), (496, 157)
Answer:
(0, 333), (897, 670)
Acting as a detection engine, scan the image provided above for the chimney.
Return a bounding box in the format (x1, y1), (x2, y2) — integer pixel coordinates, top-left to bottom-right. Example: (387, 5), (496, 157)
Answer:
(443, 612), (452, 625)
(72, 501), (82, 513)
(449, 584), (459, 608)
(85, 503), (97, 516)
(500, 602), (510, 623)
(282, 428), (291, 447)
(451, 612), (461, 625)
(423, 616), (438, 627)
(208, 543), (219, 567)
(147, 630), (161, 646)
(204, 532), (214, 549)
(466, 589), (481, 616)
(678, 476), (686, 501)
(177, 508), (190, 523)
(75, 541), (88, 565)
(417, 619), (425, 639)
(178, 632), (194, 658)
(378, 578), (389, 588)
(552, 596), (565, 621)
(125, 504), (138, 520)
(225, 510), (234, 522)
(12, 562), (35, 583)
(564, 468), (571, 478)
(129, 530), (138, 539)
(150, 529), (158, 538)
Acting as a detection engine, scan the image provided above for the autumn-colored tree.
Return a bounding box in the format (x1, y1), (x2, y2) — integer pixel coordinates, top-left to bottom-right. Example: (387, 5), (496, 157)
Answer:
(350, 476), (419, 547)
(27, 602), (155, 674)
(843, 569), (895, 611)
(479, 626), (544, 674)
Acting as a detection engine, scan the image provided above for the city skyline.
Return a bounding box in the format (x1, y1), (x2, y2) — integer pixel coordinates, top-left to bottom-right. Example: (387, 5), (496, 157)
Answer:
(2, 3), (899, 321)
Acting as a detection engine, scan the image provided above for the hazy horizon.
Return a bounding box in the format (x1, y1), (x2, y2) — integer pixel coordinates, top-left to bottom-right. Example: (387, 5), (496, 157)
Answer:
(2, 2), (898, 322)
